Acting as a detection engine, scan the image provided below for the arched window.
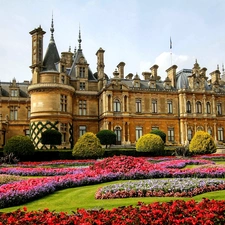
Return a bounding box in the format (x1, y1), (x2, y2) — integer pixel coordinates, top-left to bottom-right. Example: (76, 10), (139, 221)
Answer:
(114, 99), (121, 112)
(187, 129), (192, 141)
(196, 101), (202, 113)
(186, 101), (191, 113)
(206, 102), (211, 114)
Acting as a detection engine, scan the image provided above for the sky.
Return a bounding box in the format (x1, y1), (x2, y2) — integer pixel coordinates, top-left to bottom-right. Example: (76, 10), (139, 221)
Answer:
(1, 0), (225, 82)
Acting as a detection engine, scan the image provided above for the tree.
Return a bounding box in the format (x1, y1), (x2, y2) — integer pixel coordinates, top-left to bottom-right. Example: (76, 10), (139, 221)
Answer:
(150, 129), (166, 143)
(189, 131), (216, 155)
(41, 129), (62, 149)
(72, 132), (104, 158)
(96, 130), (116, 148)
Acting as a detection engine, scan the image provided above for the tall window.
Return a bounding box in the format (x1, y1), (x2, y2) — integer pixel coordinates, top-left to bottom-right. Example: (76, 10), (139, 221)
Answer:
(79, 100), (87, 115)
(187, 101), (191, 113)
(124, 96), (127, 112)
(115, 127), (121, 142)
(10, 89), (18, 97)
(79, 67), (85, 78)
(25, 129), (30, 137)
(114, 99), (121, 112)
(136, 126), (143, 141)
(167, 100), (173, 113)
(206, 102), (211, 114)
(152, 100), (157, 113)
(10, 106), (18, 120)
(60, 95), (67, 112)
(196, 101), (202, 113)
(27, 107), (31, 119)
(61, 75), (65, 84)
(207, 128), (212, 136)
(187, 129), (192, 141)
(168, 128), (174, 142)
(218, 127), (224, 141)
(80, 82), (85, 90)
(79, 126), (86, 137)
(136, 99), (142, 113)
(60, 123), (67, 143)
(217, 103), (222, 115)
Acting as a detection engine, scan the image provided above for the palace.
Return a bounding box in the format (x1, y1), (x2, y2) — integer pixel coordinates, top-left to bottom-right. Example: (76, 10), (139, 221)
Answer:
(1, 19), (225, 149)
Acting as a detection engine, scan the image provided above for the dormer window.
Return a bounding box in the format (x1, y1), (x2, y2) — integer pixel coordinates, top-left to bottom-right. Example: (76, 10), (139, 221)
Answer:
(11, 89), (18, 97)
(79, 67), (85, 78)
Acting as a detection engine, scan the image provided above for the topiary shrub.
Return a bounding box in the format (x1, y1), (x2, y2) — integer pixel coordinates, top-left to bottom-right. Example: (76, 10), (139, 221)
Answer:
(3, 135), (35, 161)
(150, 129), (166, 143)
(136, 133), (164, 153)
(189, 131), (216, 155)
(72, 132), (104, 158)
(96, 130), (116, 148)
(41, 129), (62, 149)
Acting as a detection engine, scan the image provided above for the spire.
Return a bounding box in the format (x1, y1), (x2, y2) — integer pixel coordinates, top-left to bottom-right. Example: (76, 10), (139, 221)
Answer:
(69, 45), (71, 52)
(217, 64), (219, 70)
(222, 63), (224, 73)
(50, 13), (55, 42)
(78, 26), (82, 50)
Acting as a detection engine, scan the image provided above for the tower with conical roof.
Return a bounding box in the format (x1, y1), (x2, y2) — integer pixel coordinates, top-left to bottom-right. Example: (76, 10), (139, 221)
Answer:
(28, 17), (75, 149)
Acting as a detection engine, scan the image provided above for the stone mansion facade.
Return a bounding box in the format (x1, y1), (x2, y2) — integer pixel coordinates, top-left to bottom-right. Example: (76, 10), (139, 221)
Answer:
(1, 20), (225, 149)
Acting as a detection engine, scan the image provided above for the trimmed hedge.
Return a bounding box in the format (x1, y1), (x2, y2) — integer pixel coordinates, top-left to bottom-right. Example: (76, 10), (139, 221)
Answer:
(41, 129), (62, 147)
(96, 130), (116, 148)
(189, 131), (216, 155)
(150, 129), (166, 143)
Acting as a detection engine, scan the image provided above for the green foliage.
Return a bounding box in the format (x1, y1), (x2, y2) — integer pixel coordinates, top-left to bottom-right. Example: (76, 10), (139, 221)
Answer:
(72, 132), (104, 158)
(150, 129), (166, 143)
(96, 130), (116, 148)
(41, 129), (62, 146)
(189, 131), (216, 155)
(136, 133), (164, 152)
(3, 135), (35, 160)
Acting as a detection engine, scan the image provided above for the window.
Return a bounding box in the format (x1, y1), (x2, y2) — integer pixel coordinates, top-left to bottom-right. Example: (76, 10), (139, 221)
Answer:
(124, 96), (127, 112)
(10, 106), (18, 120)
(10, 89), (18, 97)
(167, 100), (173, 113)
(136, 99), (141, 113)
(115, 127), (121, 142)
(152, 100), (157, 113)
(196, 101), (202, 113)
(60, 95), (67, 112)
(136, 126), (143, 141)
(114, 99), (121, 112)
(208, 128), (212, 136)
(61, 65), (65, 73)
(25, 129), (30, 137)
(218, 127), (224, 141)
(61, 75), (65, 84)
(27, 107), (31, 119)
(151, 127), (159, 130)
(217, 103), (222, 115)
(168, 128), (174, 142)
(79, 67), (85, 78)
(187, 129), (192, 141)
(186, 101), (191, 113)
(79, 126), (86, 137)
(60, 123), (67, 143)
(79, 100), (87, 115)
(80, 82), (85, 90)
(206, 102), (211, 114)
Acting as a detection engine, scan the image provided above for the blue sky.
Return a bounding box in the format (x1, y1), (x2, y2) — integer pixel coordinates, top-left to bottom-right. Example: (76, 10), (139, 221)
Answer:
(1, 0), (225, 82)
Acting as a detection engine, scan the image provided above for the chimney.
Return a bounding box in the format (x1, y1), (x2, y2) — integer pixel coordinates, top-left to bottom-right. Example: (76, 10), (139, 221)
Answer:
(210, 69), (221, 84)
(150, 64), (159, 79)
(166, 65), (177, 87)
(117, 62), (125, 79)
(142, 72), (151, 80)
(96, 47), (105, 80)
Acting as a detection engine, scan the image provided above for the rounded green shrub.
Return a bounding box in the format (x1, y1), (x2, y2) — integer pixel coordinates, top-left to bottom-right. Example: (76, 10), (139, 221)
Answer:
(3, 135), (35, 160)
(96, 130), (116, 148)
(150, 129), (166, 143)
(189, 131), (216, 154)
(136, 133), (164, 153)
(72, 132), (104, 158)
(41, 129), (62, 148)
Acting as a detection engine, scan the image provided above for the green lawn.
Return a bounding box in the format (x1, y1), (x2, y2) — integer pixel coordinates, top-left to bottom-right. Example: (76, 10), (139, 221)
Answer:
(1, 180), (225, 213)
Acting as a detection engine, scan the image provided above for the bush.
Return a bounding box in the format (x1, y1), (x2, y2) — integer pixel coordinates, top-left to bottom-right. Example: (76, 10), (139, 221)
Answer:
(41, 129), (62, 149)
(136, 133), (164, 153)
(3, 135), (35, 160)
(189, 131), (216, 155)
(72, 132), (104, 158)
(150, 129), (166, 143)
(96, 130), (116, 148)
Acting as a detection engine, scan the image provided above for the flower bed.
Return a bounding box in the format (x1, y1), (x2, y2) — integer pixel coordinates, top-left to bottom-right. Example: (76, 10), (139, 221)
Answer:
(96, 178), (225, 199)
(0, 199), (225, 224)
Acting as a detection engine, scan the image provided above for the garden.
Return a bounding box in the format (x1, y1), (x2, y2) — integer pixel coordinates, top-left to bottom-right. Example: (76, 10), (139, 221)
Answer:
(0, 130), (225, 224)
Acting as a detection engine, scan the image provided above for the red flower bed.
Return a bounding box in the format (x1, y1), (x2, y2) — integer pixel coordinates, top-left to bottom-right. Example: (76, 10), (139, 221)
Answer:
(0, 199), (224, 224)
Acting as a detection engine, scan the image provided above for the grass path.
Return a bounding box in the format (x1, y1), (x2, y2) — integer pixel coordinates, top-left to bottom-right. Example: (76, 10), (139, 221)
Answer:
(1, 180), (225, 213)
